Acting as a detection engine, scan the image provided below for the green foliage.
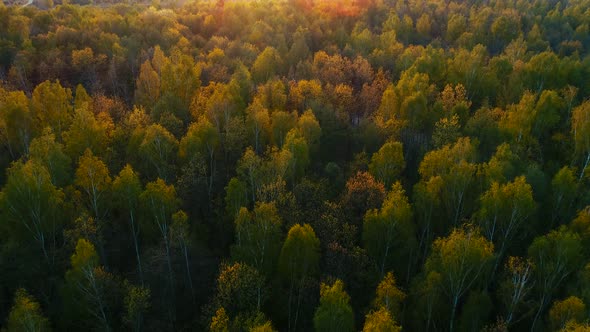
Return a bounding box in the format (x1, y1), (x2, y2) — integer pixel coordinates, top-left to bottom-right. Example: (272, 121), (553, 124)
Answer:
(232, 202), (282, 275)
(138, 124), (178, 181)
(123, 284), (150, 332)
(6, 289), (51, 332)
(477, 176), (536, 259)
(572, 101), (590, 180)
(552, 167), (579, 224)
(368, 141), (405, 188)
(212, 262), (266, 318)
(424, 226), (495, 330)
(1, 159), (64, 261)
(29, 128), (72, 187)
(313, 280), (354, 332)
(418, 137), (478, 227)
(548, 296), (586, 330)
(283, 129), (309, 182)
(251, 47), (282, 84)
(63, 101), (112, 160)
(62, 238), (117, 331)
(0, 90), (32, 159)
(140, 178), (179, 238)
(373, 272), (405, 319)
(498, 256), (535, 326)
(30, 80), (73, 138)
(528, 226), (584, 330)
(363, 182), (414, 276)
(279, 224), (320, 282)
(75, 149), (111, 220)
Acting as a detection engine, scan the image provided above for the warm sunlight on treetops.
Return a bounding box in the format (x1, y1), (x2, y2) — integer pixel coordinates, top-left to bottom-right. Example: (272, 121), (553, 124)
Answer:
(0, 0), (590, 331)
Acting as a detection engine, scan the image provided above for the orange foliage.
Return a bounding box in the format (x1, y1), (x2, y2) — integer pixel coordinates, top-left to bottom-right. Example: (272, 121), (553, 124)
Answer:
(312, 0), (371, 18)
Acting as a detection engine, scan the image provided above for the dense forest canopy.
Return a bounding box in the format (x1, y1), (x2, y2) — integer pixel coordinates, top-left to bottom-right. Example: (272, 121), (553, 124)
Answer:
(1, 0), (590, 330)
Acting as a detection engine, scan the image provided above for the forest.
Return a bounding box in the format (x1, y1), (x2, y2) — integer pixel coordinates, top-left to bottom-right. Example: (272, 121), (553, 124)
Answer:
(1, 0), (590, 330)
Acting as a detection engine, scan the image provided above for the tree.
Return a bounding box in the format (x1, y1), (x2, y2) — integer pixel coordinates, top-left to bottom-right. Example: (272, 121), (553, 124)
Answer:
(424, 226), (494, 331)
(476, 176), (535, 272)
(74, 84), (92, 112)
(412, 269), (444, 331)
(523, 52), (562, 93)
(251, 47), (282, 83)
(140, 178), (179, 291)
(368, 141), (405, 188)
(362, 306), (401, 332)
(224, 177), (248, 218)
(533, 90), (563, 140)
(62, 239), (113, 331)
(123, 283), (150, 332)
(160, 49), (201, 109)
(112, 164), (143, 284)
(500, 92), (535, 145)
(313, 279), (354, 332)
(271, 111), (297, 149)
(287, 27), (310, 68)
(30, 80), (73, 139)
(179, 117), (219, 197)
(283, 129), (309, 182)
(570, 207), (590, 257)
(63, 102), (113, 160)
(232, 202), (282, 275)
(71, 47), (105, 90)
(458, 290), (493, 332)
(254, 79), (287, 112)
(311, 51), (349, 86)
(373, 272), (405, 319)
(288, 80), (323, 112)
(245, 101), (271, 154)
(363, 182), (414, 277)
(138, 124), (178, 181)
(446, 14), (466, 42)
(413, 175), (444, 260)
(170, 210), (194, 302)
(6, 288), (51, 332)
(571, 100), (590, 180)
(528, 226), (584, 330)
(481, 143), (520, 186)
(548, 296), (586, 331)
(191, 82), (239, 135)
(418, 137), (477, 227)
(498, 256), (535, 326)
(237, 147), (264, 203)
(447, 45), (496, 104)
(297, 109), (321, 155)
(376, 72), (435, 132)
(551, 166), (579, 225)
(0, 160), (64, 264)
(491, 13), (520, 52)
(0, 90), (32, 159)
(29, 128), (72, 187)
(212, 262), (266, 319)
(416, 13), (432, 41)
(135, 60), (160, 109)
(250, 321), (277, 332)
(210, 307), (230, 332)
(341, 171), (386, 229)
(75, 149), (112, 221)
(279, 224), (320, 331)
(560, 321), (590, 332)
(432, 115), (461, 149)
